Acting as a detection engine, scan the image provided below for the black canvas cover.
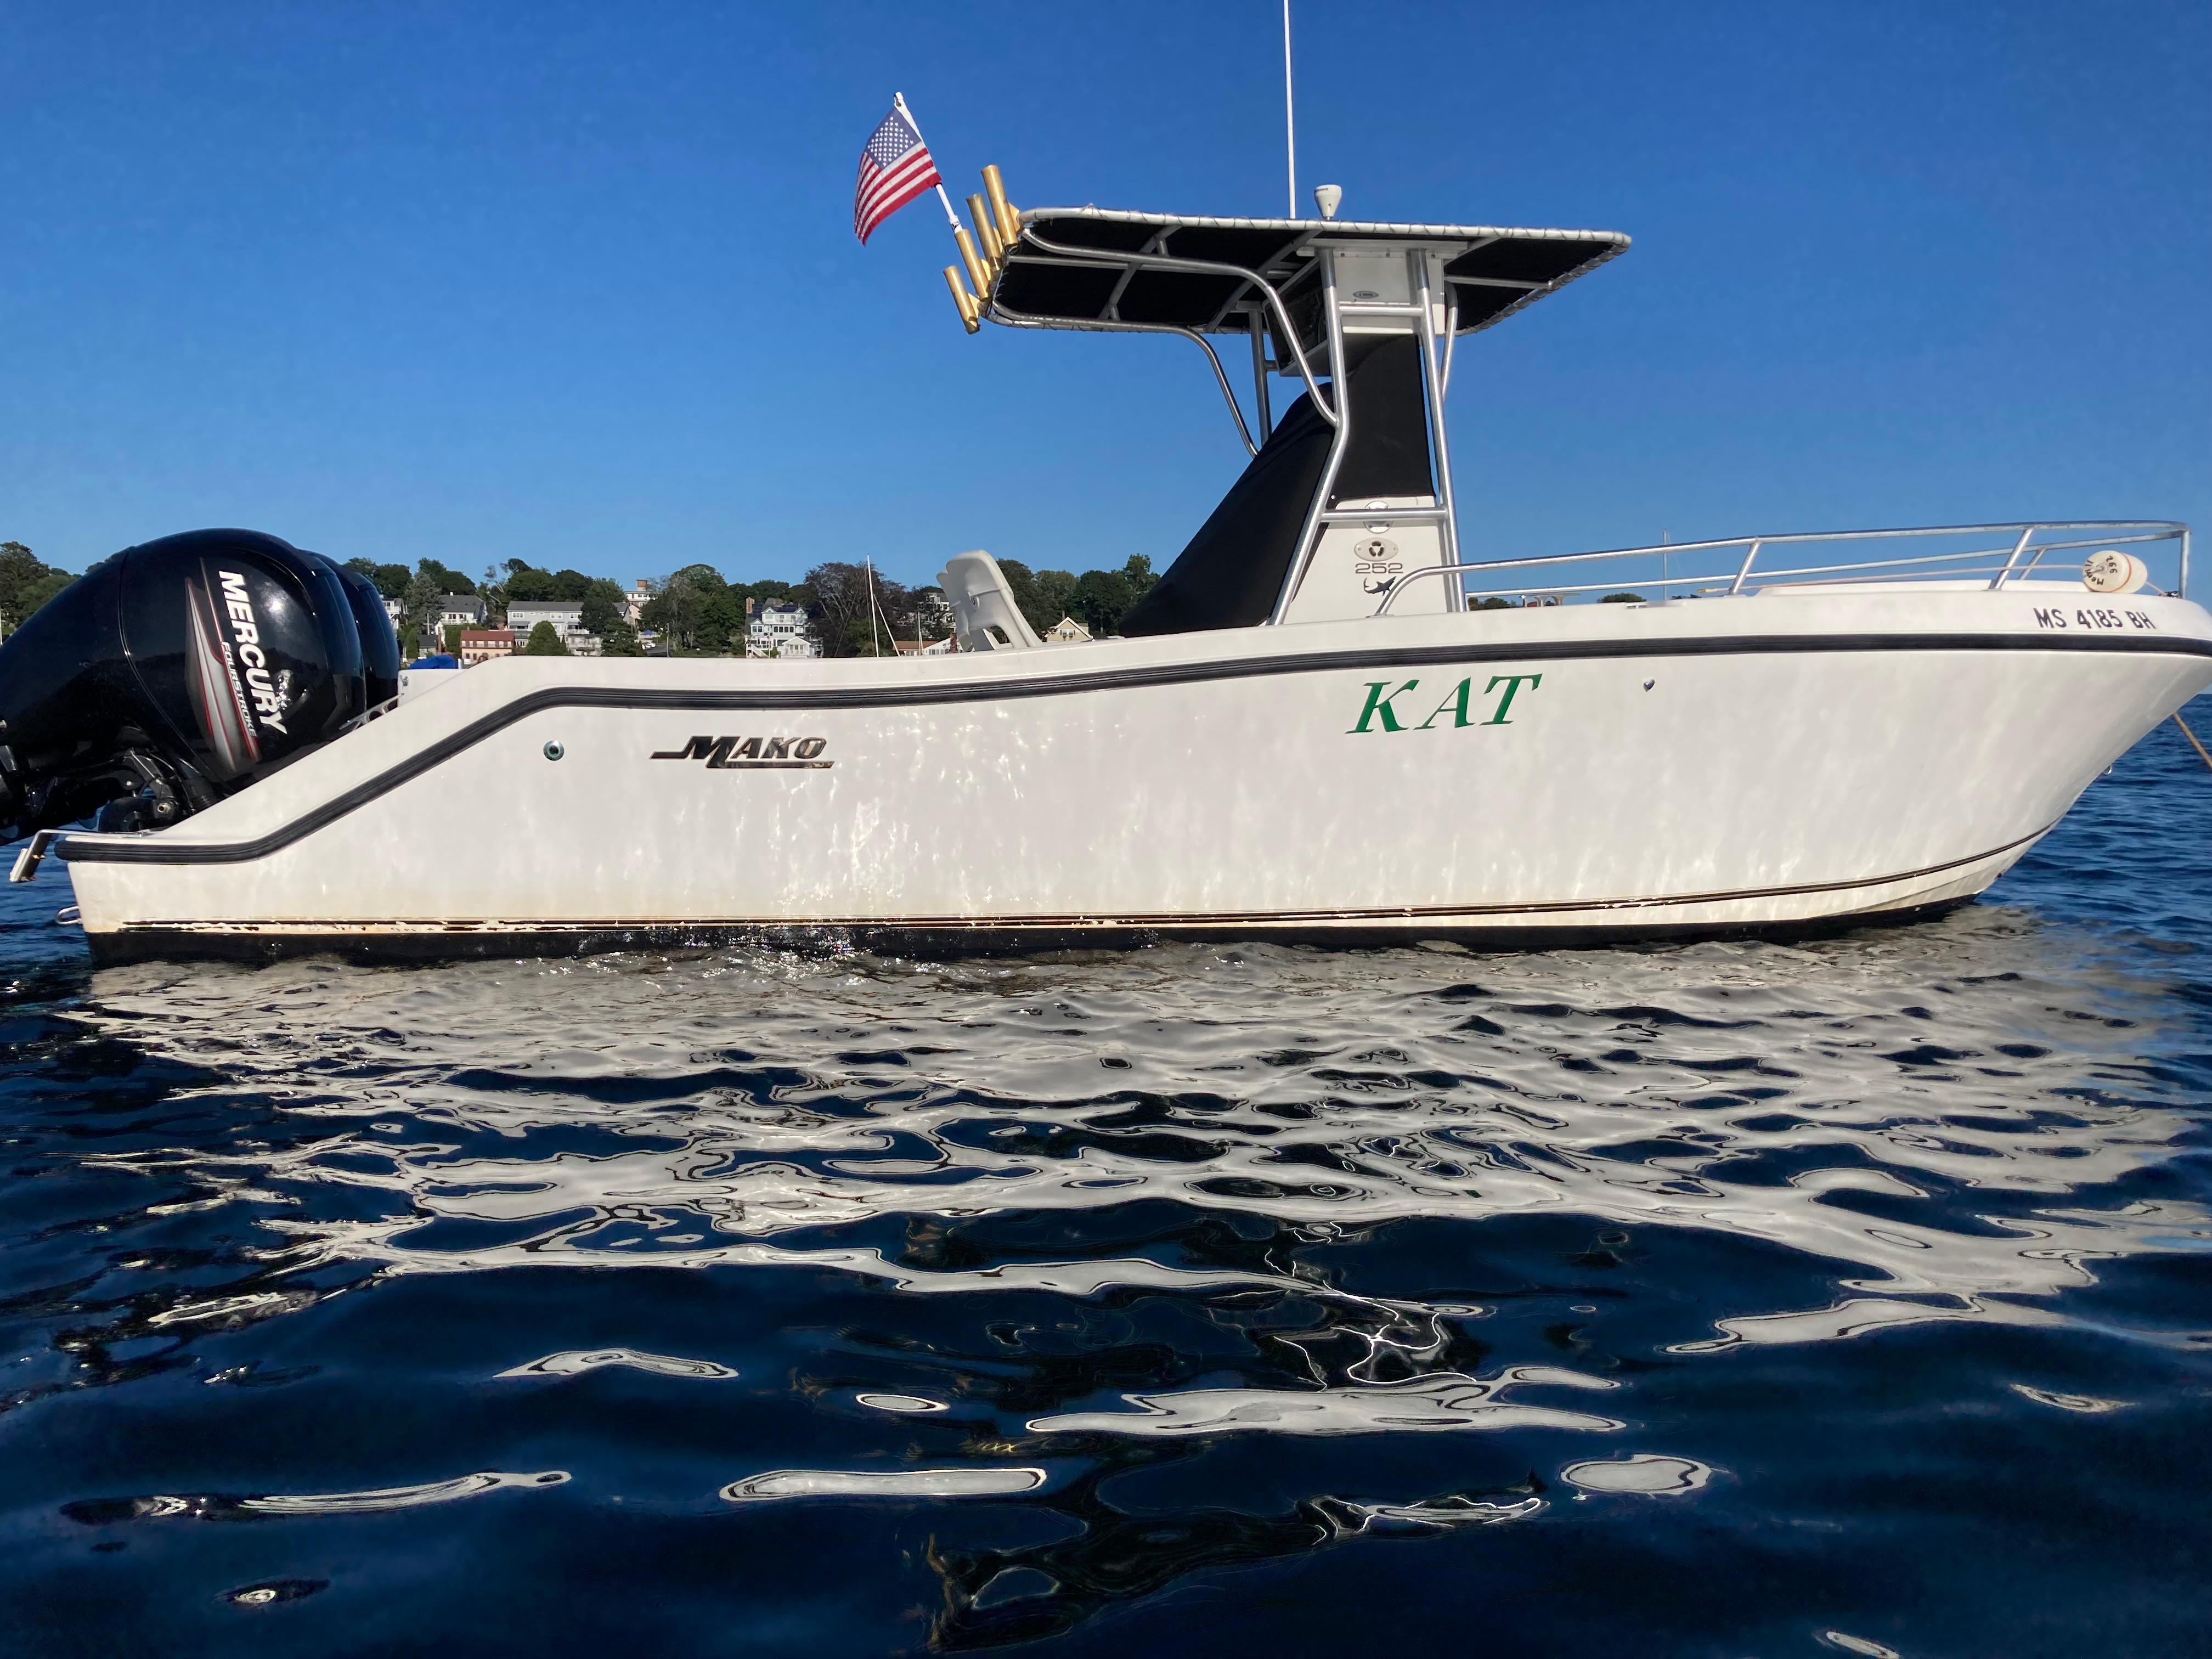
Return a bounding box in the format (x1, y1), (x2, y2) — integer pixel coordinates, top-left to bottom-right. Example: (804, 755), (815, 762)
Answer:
(1120, 337), (1434, 637)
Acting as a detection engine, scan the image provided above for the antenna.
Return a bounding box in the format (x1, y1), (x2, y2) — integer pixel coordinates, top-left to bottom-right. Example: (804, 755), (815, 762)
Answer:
(1283, 2), (1297, 218)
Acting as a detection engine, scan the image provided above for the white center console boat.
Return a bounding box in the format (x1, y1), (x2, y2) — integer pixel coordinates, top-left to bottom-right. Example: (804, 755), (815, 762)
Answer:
(3, 192), (2205, 961)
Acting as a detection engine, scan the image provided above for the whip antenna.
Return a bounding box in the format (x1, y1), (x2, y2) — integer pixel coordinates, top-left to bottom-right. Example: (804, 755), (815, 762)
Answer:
(1283, 2), (1297, 217)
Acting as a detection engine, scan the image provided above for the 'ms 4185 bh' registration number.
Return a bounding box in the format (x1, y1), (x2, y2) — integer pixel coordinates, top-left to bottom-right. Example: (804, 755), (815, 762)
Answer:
(2033, 605), (2158, 632)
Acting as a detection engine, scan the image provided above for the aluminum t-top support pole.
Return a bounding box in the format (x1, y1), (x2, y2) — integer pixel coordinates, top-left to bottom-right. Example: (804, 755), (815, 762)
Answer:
(1411, 247), (1463, 608)
(1011, 230), (1337, 424)
(1269, 246), (1353, 625)
(1248, 310), (1273, 439)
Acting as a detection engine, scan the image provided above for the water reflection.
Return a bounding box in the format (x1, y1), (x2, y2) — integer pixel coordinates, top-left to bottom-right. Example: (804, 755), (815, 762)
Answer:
(9, 898), (2212, 1649)
(65, 909), (2212, 1347)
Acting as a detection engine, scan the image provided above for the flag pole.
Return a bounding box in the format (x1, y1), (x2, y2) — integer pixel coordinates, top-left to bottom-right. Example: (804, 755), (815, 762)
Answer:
(893, 93), (963, 231)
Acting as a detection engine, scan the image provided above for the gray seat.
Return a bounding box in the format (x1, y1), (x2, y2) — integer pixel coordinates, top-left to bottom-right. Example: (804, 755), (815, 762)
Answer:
(938, 551), (1042, 651)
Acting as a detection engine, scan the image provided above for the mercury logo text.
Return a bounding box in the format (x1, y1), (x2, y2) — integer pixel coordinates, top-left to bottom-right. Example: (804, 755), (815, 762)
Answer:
(218, 569), (289, 734)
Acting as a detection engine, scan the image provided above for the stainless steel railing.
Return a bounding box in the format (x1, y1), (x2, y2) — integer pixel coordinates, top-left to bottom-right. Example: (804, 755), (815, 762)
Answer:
(1372, 521), (2191, 616)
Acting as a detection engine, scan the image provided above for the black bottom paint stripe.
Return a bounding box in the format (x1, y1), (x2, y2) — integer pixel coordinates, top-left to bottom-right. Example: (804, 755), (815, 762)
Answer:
(54, 629), (2210, 868)
(84, 900), (1982, 967)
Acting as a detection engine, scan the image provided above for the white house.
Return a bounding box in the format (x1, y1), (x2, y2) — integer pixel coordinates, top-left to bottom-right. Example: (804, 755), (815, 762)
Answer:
(913, 588), (954, 632)
(507, 599), (585, 637)
(622, 580), (653, 628)
(747, 600), (818, 659)
(439, 594), (486, 630)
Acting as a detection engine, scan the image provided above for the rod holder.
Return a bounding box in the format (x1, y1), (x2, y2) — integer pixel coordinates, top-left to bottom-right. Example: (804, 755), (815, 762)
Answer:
(966, 194), (1004, 265)
(942, 266), (980, 334)
(982, 165), (1018, 249)
(952, 227), (990, 301)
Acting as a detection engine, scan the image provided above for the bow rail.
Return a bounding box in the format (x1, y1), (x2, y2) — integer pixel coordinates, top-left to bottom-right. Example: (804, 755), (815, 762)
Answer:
(1374, 521), (2191, 614)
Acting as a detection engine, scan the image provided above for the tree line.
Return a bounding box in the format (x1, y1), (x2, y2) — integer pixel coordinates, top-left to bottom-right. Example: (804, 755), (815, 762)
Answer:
(641, 554), (1158, 658)
(1, 540), (1165, 661)
(345, 557), (645, 658)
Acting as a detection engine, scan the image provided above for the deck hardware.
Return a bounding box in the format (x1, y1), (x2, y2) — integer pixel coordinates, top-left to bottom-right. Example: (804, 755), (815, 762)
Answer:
(942, 266), (980, 332)
(543, 741), (565, 761)
(8, 828), (61, 883)
(952, 227), (990, 303)
(967, 194), (1004, 264)
(982, 165), (1019, 249)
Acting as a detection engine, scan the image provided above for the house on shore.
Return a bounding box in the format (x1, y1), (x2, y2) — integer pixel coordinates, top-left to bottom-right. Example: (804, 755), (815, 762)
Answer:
(507, 599), (601, 656)
(458, 628), (517, 667)
(747, 600), (819, 659)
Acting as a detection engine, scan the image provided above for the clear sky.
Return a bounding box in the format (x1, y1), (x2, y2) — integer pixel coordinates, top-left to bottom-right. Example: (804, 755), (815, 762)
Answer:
(7, 1), (2206, 591)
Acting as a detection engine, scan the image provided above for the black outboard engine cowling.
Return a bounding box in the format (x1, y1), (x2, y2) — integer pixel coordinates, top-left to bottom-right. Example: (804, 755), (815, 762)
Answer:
(0, 529), (390, 839)
(336, 564), (403, 711)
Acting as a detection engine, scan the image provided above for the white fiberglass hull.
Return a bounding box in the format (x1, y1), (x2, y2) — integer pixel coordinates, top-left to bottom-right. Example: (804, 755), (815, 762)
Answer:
(46, 587), (2212, 961)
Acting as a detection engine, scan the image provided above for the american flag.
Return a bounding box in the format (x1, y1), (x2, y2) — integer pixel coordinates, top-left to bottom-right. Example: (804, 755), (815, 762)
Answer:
(853, 100), (941, 245)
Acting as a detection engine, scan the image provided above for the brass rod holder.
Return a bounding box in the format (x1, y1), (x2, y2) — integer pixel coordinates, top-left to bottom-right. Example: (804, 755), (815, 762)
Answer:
(941, 266), (980, 333)
(952, 227), (990, 300)
(966, 194), (1004, 265)
(983, 165), (1018, 249)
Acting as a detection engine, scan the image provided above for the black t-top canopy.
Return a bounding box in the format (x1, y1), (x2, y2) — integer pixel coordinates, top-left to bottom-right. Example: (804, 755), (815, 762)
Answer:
(989, 208), (1628, 337)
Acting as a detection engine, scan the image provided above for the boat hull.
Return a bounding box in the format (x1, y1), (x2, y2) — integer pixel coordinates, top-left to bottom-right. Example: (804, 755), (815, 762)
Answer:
(48, 589), (2212, 961)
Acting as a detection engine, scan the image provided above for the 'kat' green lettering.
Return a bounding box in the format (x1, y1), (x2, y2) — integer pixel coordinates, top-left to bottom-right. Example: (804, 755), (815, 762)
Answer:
(1416, 679), (1476, 730)
(1483, 673), (1542, 724)
(1350, 679), (1420, 733)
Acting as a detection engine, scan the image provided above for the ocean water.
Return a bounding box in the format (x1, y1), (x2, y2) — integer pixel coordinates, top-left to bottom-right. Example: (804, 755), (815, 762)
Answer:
(4, 716), (2210, 1658)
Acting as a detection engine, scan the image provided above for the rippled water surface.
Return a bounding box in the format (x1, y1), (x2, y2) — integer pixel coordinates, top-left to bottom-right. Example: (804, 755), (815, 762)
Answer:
(6, 719), (2212, 1657)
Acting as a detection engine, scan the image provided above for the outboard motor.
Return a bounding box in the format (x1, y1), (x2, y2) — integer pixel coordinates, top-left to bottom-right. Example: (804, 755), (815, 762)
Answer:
(0, 529), (396, 839)
(336, 563), (403, 710)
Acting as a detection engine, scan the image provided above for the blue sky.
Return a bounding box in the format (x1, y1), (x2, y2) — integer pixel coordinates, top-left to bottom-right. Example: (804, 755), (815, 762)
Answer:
(6, 1), (2206, 590)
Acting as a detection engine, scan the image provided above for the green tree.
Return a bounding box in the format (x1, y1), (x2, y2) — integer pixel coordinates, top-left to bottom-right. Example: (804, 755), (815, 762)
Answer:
(799, 562), (914, 657)
(1070, 568), (1137, 635)
(699, 588), (750, 654)
(0, 542), (74, 630)
(416, 558), (476, 596)
(442, 623), (464, 653)
(19, 571), (72, 620)
(1031, 568), (1078, 629)
(522, 620), (569, 656)
(505, 566), (555, 602)
(400, 570), (444, 659)
(1600, 592), (1646, 603)
(640, 564), (730, 654)
(346, 557), (412, 600)
(579, 578), (641, 656)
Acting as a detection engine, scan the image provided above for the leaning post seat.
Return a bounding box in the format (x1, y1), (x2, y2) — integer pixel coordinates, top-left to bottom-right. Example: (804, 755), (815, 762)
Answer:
(938, 551), (1044, 651)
